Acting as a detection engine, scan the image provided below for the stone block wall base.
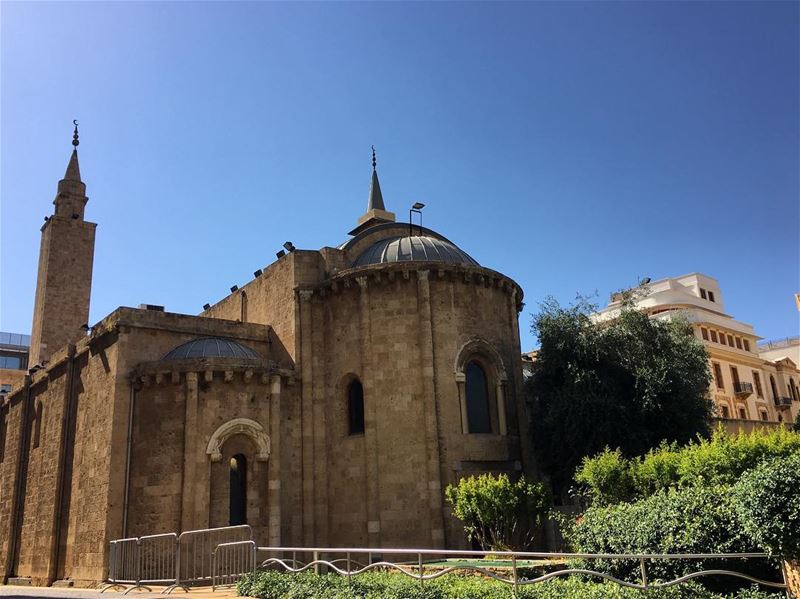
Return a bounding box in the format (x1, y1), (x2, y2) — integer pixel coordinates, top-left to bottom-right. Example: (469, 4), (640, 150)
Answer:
(52, 580), (75, 588)
(7, 577), (32, 586)
(784, 560), (800, 599)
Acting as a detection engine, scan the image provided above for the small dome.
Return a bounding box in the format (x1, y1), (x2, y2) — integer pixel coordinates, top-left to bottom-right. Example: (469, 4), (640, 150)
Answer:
(354, 235), (479, 267)
(162, 337), (261, 361)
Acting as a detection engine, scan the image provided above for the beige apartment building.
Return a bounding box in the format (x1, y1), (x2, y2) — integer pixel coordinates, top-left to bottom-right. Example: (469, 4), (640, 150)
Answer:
(596, 273), (800, 429)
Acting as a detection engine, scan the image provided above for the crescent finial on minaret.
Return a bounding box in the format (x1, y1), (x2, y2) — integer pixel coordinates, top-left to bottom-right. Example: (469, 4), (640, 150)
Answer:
(72, 120), (80, 148)
(371, 145), (376, 171)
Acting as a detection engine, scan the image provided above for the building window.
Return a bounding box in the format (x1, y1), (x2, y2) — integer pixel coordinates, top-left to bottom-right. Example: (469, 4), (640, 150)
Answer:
(240, 291), (248, 323)
(753, 372), (763, 398)
(730, 366), (740, 387)
(738, 407), (747, 420)
(347, 379), (365, 435)
(229, 454), (247, 525)
(727, 334), (734, 346)
(32, 400), (43, 449)
(465, 361), (492, 434)
(770, 375), (779, 399)
(790, 379), (799, 402)
(0, 356), (22, 370)
(710, 330), (718, 343)
(720, 405), (730, 418)
(700, 288), (707, 299)
(708, 291), (716, 302)
(719, 333), (726, 346)
(735, 337), (742, 350)
(701, 328), (709, 341)
(713, 362), (724, 390)
(743, 339), (750, 352)
(760, 410), (768, 421)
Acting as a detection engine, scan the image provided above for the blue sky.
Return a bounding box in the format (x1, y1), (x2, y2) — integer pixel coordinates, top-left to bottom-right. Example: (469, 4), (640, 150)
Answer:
(1, 1), (798, 352)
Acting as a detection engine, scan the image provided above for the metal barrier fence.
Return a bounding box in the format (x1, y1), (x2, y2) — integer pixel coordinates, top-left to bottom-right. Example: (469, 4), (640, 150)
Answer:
(101, 525), (252, 594)
(253, 546), (789, 593)
(211, 541), (256, 590)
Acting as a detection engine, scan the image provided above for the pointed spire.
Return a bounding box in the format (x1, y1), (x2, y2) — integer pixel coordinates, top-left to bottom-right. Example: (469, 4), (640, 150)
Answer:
(367, 146), (385, 211)
(63, 120), (82, 182)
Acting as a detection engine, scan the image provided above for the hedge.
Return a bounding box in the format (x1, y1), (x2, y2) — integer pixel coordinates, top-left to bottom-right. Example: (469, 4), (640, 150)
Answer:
(236, 570), (782, 598)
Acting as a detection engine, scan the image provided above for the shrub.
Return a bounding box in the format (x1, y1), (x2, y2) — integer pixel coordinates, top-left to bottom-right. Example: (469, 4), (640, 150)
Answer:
(560, 484), (773, 584)
(236, 570), (782, 598)
(575, 428), (800, 506)
(444, 474), (549, 551)
(733, 453), (800, 560)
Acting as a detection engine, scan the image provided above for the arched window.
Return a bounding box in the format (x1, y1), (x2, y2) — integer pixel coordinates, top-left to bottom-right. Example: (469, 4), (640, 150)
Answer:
(790, 379), (798, 402)
(465, 361), (491, 433)
(347, 380), (365, 435)
(770, 375), (779, 399)
(240, 291), (248, 323)
(32, 400), (43, 449)
(229, 454), (247, 525)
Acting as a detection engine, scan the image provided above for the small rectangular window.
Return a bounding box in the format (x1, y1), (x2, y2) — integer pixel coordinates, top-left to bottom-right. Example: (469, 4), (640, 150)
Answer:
(730, 366), (740, 385)
(701, 327), (709, 341)
(760, 411), (768, 421)
(735, 337), (743, 350)
(743, 339), (750, 352)
(713, 362), (724, 390)
(719, 333), (726, 345)
(738, 407), (747, 419)
(710, 330), (718, 343)
(753, 372), (763, 398)
(700, 288), (707, 299)
(721, 405), (730, 418)
(727, 334), (734, 346)
(708, 291), (716, 302)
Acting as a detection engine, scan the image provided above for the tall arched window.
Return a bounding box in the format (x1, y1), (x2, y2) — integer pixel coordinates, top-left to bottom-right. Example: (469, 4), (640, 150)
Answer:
(770, 375), (779, 399)
(347, 379), (365, 435)
(32, 400), (43, 449)
(791, 379), (798, 402)
(240, 291), (248, 323)
(229, 454), (247, 525)
(465, 361), (491, 433)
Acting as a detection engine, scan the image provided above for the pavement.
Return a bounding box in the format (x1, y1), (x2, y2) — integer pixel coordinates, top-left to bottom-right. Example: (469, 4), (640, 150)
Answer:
(0, 586), (241, 599)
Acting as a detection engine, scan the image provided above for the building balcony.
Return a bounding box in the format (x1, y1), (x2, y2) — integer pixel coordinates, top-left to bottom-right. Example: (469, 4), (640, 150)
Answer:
(774, 396), (793, 408)
(733, 382), (753, 396)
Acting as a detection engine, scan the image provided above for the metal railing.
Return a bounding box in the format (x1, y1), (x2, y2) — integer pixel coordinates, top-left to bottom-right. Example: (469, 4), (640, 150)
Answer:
(101, 525), (252, 594)
(775, 396), (794, 407)
(250, 546), (788, 593)
(734, 382), (754, 395)
(211, 541), (256, 590)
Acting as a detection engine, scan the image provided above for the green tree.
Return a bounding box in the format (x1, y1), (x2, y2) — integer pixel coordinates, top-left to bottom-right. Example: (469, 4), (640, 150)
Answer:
(527, 294), (713, 496)
(444, 474), (549, 551)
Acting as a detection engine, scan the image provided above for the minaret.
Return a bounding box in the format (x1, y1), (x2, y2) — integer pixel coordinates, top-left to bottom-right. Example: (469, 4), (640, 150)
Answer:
(348, 146), (396, 236)
(29, 122), (97, 365)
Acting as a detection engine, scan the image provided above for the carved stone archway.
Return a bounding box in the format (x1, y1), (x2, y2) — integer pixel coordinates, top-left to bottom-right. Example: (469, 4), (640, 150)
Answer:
(206, 417), (270, 462)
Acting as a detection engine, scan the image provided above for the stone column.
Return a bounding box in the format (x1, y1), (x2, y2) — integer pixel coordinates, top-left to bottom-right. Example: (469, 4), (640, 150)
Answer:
(357, 276), (382, 546)
(298, 290), (316, 545)
(181, 372), (198, 532)
(416, 270), (446, 546)
(496, 378), (508, 436)
(311, 302), (329, 546)
(268, 375), (282, 546)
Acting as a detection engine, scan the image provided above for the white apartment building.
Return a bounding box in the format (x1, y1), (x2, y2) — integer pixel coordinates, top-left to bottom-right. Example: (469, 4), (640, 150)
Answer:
(596, 273), (800, 429)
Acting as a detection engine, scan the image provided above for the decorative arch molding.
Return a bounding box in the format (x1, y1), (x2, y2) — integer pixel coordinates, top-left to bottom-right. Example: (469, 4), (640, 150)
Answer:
(453, 337), (508, 436)
(206, 417), (270, 462)
(454, 337), (507, 381)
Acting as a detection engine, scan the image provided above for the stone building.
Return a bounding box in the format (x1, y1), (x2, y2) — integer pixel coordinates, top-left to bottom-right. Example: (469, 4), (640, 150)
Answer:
(0, 136), (532, 586)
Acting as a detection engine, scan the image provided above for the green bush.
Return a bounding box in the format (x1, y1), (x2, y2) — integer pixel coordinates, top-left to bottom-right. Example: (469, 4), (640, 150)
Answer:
(444, 474), (549, 551)
(733, 453), (800, 560)
(237, 570), (782, 598)
(559, 484), (776, 585)
(575, 428), (800, 506)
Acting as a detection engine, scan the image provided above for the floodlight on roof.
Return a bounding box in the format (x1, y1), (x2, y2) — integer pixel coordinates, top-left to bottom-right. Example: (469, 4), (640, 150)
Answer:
(283, 241), (296, 252)
(412, 202), (425, 210)
(230, 285), (239, 293)
(254, 269), (263, 278)
(203, 303), (211, 310)
(276, 250), (286, 259)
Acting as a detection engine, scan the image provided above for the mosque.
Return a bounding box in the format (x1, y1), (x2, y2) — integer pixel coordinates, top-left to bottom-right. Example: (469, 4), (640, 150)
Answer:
(0, 127), (532, 586)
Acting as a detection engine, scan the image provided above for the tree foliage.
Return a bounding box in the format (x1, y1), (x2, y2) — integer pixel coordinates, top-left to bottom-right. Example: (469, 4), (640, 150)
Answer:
(526, 295), (713, 495)
(444, 474), (549, 551)
(733, 453), (800, 560)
